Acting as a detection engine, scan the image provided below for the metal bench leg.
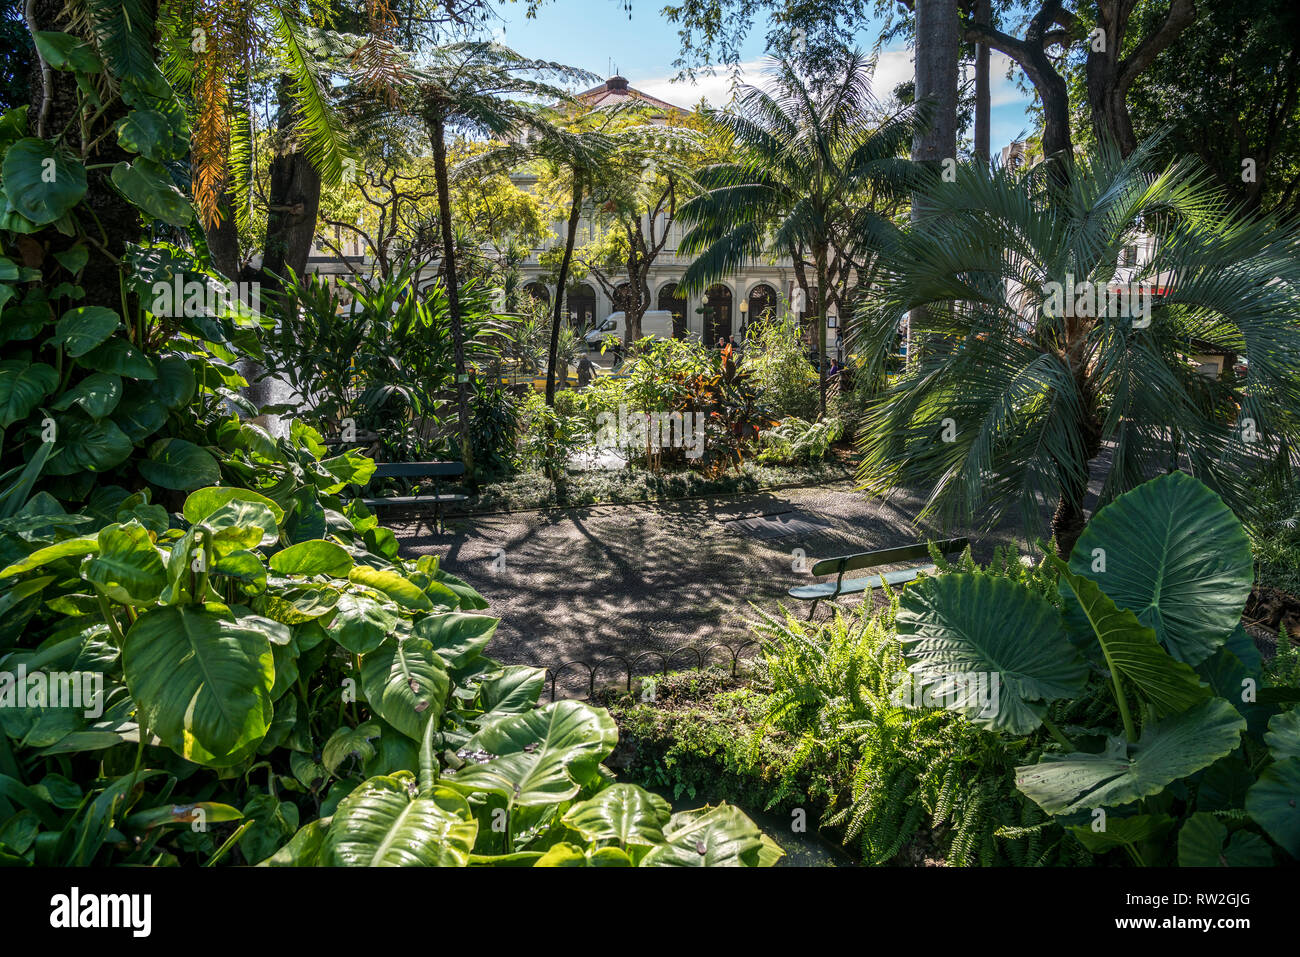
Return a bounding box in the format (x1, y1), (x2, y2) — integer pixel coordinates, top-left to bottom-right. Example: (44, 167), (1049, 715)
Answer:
(807, 599), (819, 621)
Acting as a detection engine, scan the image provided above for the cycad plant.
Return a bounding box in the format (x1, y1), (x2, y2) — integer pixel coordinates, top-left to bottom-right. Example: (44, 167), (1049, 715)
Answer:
(677, 53), (917, 419)
(854, 139), (1300, 554)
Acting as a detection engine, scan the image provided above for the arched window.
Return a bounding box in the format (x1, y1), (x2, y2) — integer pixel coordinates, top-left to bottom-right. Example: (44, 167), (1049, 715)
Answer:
(523, 282), (550, 308)
(746, 284), (778, 326)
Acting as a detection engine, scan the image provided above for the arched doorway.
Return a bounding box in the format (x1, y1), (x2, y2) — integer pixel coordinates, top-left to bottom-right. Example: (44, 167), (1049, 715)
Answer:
(658, 282), (687, 338)
(523, 282), (550, 309)
(704, 284), (733, 345)
(745, 283), (778, 337)
(565, 283), (596, 329)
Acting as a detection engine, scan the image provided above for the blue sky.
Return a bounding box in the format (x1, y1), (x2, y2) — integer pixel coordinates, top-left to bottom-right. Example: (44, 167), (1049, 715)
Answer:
(485, 0), (1038, 154)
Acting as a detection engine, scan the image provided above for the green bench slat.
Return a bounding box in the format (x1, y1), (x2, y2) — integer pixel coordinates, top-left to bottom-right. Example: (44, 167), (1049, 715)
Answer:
(371, 462), (465, 479)
(807, 537), (968, 577)
(361, 494), (468, 507)
(789, 565), (936, 600)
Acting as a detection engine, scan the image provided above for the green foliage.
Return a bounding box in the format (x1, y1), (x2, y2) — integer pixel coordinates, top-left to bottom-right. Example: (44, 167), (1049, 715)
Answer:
(757, 416), (843, 464)
(742, 315), (819, 420)
(897, 473), (1300, 865)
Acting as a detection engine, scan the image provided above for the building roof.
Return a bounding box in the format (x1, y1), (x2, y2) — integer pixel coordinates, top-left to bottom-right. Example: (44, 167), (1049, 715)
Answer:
(573, 75), (686, 116)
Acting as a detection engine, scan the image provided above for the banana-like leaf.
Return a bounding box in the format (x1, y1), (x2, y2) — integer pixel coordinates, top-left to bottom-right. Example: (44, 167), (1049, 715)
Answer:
(895, 572), (1089, 734)
(122, 603), (274, 766)
(1050, 556), (1211, 717)
(1065, 472), (1252, 665)
(360, 636), (450, 742)
(1015, 698), (1245, 815)
(450, 700), (618, 806)
(1244, 757), (1300, 857)
(349, 565), (432, 611)
(321, 773), (477, 866)
(640, 804), (777, 867)
(562, 783), (671, 847)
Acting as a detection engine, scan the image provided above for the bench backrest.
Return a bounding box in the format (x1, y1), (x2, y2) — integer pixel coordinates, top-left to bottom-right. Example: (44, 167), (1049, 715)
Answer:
(809, 537), (969, 578)
(371, 461), (466, 479)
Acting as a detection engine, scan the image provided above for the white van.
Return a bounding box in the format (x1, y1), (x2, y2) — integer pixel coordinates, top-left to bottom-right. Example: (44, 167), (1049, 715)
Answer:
(584, 309), (675, 346)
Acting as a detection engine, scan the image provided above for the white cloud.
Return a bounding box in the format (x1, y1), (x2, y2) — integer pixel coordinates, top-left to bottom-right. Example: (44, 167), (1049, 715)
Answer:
(630, 60), (768, 110)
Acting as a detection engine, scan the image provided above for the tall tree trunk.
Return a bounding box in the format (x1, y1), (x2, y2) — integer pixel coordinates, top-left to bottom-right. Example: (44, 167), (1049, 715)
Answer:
(27, 0), (141, 311)
(910, 0), (959, 368)
(815, 245), (830, 421)
(974, 0), (991, 166)
(261, 78), (322, 295)
(546, 179), (583, 407)
(429, 113), (474, 474)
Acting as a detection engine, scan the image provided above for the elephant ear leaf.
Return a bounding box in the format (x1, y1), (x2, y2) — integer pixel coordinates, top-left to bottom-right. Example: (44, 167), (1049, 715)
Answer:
(1048, 555), (1211, 717)
(122, 603), (274, 767)
(449, 700), (618, 806)
(1064, 472), (1252, 665)
(562, 783), (671, 848)
(1244, 757), (1300, 858)
(1263, 710), (1300, 762)
(895, 572), (1089, 734)
(640, 804), (777, 867)
(1015, 698), (1245, 815)
(1177, 812), (1274, 866)
(321, 774), (477, 866)
(359, 636), (450, 743)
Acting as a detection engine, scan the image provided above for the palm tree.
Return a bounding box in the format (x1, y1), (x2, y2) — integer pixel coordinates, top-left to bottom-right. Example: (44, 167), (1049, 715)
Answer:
(853, 138), (1300, 556)
(461, 108), (690, 405)
(407, 42), (592, 464)
(676, 54), (917, 419)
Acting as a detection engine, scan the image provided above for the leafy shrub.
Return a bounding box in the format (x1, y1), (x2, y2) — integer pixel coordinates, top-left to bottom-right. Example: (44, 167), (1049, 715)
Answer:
(757, 416), (844, 464)
(742, 316), (818, 420)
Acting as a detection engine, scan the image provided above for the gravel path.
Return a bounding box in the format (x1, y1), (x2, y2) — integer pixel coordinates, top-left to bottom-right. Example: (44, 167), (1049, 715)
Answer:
(392, 478), (1051, 694)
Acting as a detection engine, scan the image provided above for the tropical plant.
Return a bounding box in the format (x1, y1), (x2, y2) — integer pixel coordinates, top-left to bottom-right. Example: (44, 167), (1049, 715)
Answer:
(895, 472), (1300, 865)
(854, 138), (1300, 555)
(678, 53), (917, 419)
(757, 416), (843, 464)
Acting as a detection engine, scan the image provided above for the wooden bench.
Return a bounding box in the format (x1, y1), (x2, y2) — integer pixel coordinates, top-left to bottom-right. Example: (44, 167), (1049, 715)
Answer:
(360, 461), (467, 527)
(789, 537), (969, 618)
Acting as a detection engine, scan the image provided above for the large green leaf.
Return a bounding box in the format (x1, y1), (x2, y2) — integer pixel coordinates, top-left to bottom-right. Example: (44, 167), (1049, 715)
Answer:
(1050, 557), (1211, 717)
(0, 360), (57, 427)
(48, 306), (119, 357)
(562, 783), (670, 847)
(1, 139), (87, 225)
(122, 603), (274, 767)
(137, 438), (221, 490)
(45, 415), (133, 476)
(411, 612), (498, 669)
(450, 701), (618, 806)
(359, 636), (450, 742)
(349, 565), (432, 611)
(183, 486), (285, 526)
(321, 773), (477, 866)
(51, 372), (122, 419)
(1015, 698), (1246, 815)
(894, 572), (1089, 734)
(478, 665), (546, 715)
(1177, 812), (1274, 866)
(1263, 710), (1300, 762)
(0, 535), (98, 577)
(82, 520), (166, 604)
(1065, 473), (1252, 665)
(32, 32), (103, 72)
(269, 540), (352, 577)
(110, 158), (194, 226)
(77, 337), (156, 379)
(194, 497), (279, 551)
(1244, 757), (1300, 857)
(639, 804), (774, 867)
(327, 592), (399, 654)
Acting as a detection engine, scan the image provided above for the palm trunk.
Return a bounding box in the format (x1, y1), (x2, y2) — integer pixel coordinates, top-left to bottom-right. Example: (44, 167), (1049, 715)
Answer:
(429, 113), (474, 475)
(815, 246), (829, 421)
(546, 179), (583, 407)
